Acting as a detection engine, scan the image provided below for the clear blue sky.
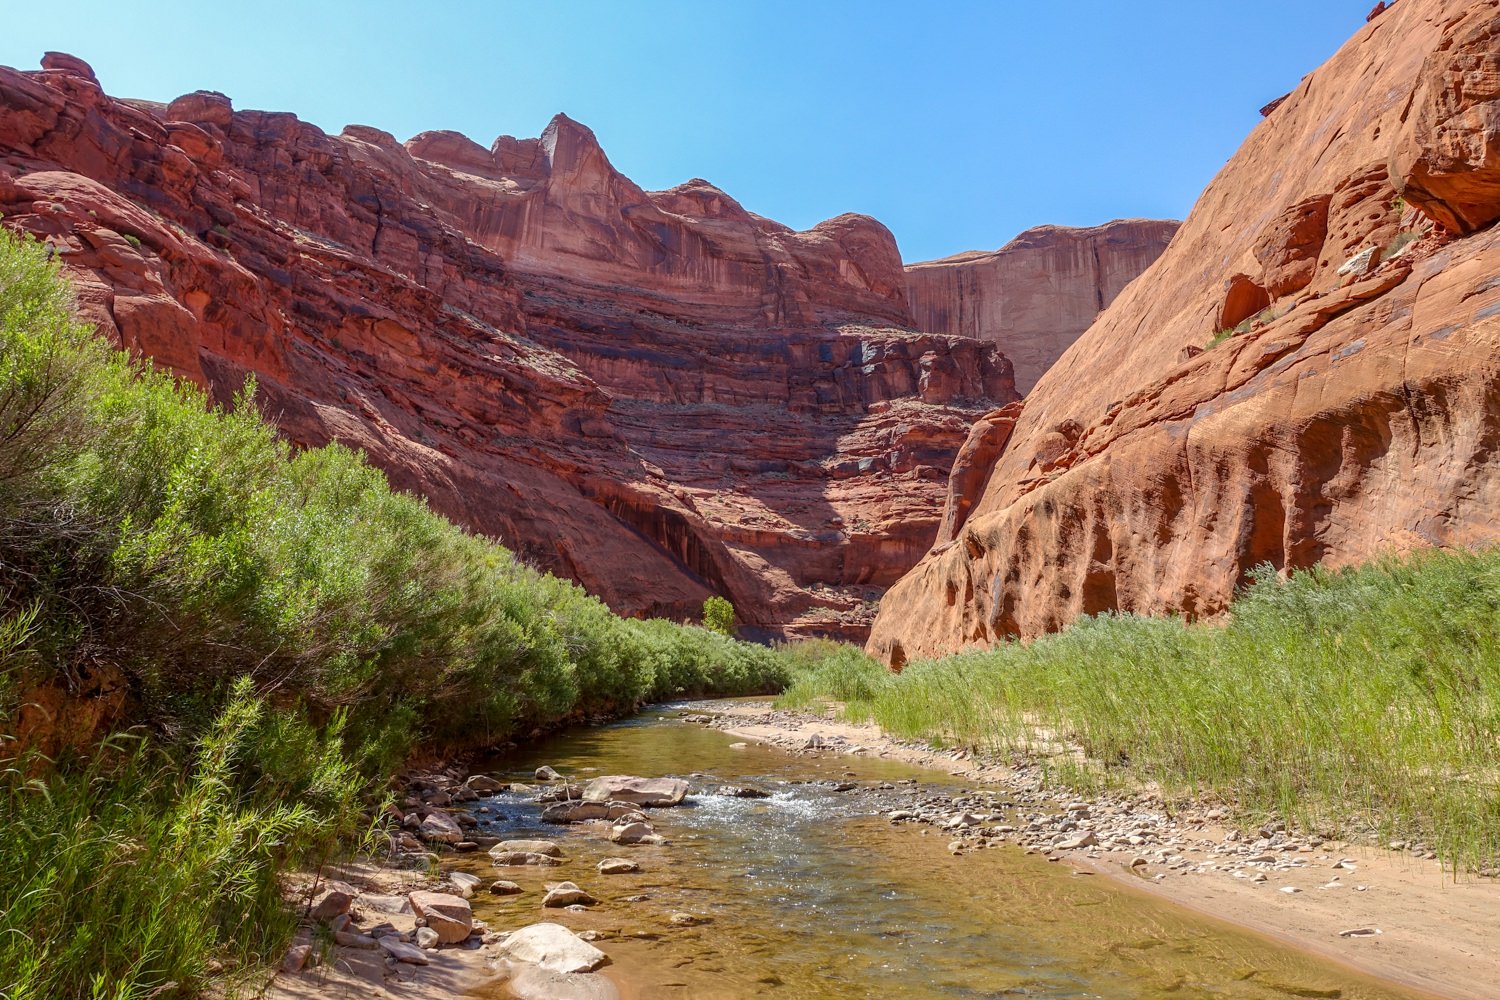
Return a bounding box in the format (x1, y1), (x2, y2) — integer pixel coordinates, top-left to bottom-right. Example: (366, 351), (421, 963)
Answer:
(4, 1), (1372, 263)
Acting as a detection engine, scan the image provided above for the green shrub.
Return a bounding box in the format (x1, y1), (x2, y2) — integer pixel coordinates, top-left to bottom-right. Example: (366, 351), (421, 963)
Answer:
(0, 225), (797, 991)
(0, 681), (367, 1000)
(702, 595), (735, 635)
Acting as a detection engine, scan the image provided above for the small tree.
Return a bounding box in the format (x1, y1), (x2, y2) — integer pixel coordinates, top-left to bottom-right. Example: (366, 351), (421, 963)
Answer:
(702, 596), (735, 635)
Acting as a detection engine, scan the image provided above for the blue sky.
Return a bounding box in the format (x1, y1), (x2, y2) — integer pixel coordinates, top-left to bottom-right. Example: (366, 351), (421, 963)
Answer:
(4, 1), (1372, 262)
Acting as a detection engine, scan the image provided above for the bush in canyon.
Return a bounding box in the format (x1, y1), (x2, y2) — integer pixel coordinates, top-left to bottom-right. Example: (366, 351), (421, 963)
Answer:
(702, 594), (736, 635)
(780, 550), (1500, 870)
(0, 227), (788, 991)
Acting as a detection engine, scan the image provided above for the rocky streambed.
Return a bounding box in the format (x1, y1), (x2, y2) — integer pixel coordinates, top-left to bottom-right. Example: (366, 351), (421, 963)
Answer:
(274, 702), (1445, 1000)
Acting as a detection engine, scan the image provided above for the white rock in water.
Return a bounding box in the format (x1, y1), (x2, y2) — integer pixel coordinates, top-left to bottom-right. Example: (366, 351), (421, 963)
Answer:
(496, 839), (563, 857)
(609, 821), (664, 845)
(542, 881), (598, 908)
(536, 765), (563, 781)
(496, 922), (609, 974)
(583, 776), (689, 807)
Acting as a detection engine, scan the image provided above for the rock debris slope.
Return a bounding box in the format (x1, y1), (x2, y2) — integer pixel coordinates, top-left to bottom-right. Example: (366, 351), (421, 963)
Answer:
(871, 0), (1500, 664)
(905, 220), (1179, 393)
(0, 55), (1022, 640)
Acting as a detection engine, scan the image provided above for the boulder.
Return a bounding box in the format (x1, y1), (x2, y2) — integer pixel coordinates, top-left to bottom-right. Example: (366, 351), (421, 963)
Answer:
(379, 935), (430, 965)
(496, 839), (563, 857)
(450, 871), (481, 898)
(596, 858), (640, 875)
(582, 776), (689, 807)
(495, 922), (609, 974)
(542, 881), (598, 908)
(541, 800), (638, 823)
(492, 851), (563, 867)
(308, 885), (354, 922)
(609, 821), (665, 845)
(407, 890), (472, 945)
(490, 879), (524, 895)
(535, 765), (563, 781)
(418, 810), (464, 844)
(465, 774), (504, 793)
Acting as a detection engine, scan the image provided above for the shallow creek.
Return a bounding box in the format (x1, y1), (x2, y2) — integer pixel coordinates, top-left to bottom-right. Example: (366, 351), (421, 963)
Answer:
(451, 703), (1424, 999)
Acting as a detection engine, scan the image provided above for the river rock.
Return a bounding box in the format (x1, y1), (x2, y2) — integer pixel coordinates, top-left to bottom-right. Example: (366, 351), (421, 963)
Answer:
(583, 776), (689, 807)
(537, 783), (587, 803)
(506, 964), (620, 1000)
(542, 881), (598, 907)
(416, 926), (441, 950)
(309, 885), (354, 921)
(541, 801), (613, 823)
(609, 821), (664, 845)
(597, 857), (640, 874)
(379, 935), (430, 965)
(490, 880), (524, 895)
(450, 871), (482, 898)
(536, 765), (563, 781)
(465, 774), (504, 793)
(492, 851), (563, 867)
(419, 810), (464, 844)
(408, 890), (472, 944)
(496, 839), (563, 857)
(714, 785), (771, 799)
(496, 922), (609, 973)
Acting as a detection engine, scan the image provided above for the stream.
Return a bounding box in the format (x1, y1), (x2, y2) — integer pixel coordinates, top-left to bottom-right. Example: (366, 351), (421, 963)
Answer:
(448, 702), (1425, 999)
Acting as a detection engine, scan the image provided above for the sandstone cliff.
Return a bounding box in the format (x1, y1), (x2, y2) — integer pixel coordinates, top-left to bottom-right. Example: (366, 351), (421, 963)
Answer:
(0, 56), (1016, 641)
(905, 220), (1179, 393)
(871, 0), (1500, 665)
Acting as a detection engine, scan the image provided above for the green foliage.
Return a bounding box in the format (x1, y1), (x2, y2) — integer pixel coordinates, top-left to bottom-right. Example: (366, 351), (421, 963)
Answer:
(779, 549), (1500, 870)
(0, 226), (785, 752)
(121, 233), (142, 250)
(702, 595), (735, 635)
(0, 227), (793, 993)
(0, 681), (368, 1000)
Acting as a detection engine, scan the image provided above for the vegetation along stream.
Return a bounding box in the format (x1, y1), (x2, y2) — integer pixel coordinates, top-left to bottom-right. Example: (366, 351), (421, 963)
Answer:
(449, 703), (1429, 1000)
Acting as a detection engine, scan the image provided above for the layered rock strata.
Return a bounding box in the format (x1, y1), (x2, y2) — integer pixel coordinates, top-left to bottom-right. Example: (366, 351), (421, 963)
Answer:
(904, 220), (1179, 393)
(872, 0), (1500, 664)
(0, 56), (1015, 640)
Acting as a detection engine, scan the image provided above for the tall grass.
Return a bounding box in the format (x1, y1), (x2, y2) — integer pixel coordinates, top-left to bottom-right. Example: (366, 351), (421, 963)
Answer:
(780, 553), (1500, 870)
(0, 680), (367, 1000)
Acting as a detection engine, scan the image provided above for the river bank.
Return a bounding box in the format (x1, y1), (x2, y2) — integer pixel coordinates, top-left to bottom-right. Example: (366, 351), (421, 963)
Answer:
(262, 700), (1491, 999)
(709, 700), (1500, 1000)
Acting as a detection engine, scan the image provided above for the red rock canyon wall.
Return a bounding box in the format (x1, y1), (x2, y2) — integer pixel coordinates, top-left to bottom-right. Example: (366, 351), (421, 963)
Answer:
(0, 56), (1018, 641)
(870, 0), (1500, 665)
(905, 220), (1179, 393)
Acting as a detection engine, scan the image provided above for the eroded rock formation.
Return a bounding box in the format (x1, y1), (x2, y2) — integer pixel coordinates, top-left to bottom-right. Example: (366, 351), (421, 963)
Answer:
(871, 0), (1500, 664)
(0, 56), (1016, 641)
(904, 221), (1179, 393)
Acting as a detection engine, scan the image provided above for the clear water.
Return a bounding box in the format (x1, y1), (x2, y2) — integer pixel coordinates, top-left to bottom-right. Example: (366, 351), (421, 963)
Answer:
(454, 704), (1428, 999)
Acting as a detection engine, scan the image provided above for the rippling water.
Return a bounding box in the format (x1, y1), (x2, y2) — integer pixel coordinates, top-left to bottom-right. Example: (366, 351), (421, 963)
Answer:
(454, 704), (1427, 1000)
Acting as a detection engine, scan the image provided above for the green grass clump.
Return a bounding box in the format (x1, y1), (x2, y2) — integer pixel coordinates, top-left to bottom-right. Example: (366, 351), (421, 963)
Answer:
(779, 552), (1500, 870)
